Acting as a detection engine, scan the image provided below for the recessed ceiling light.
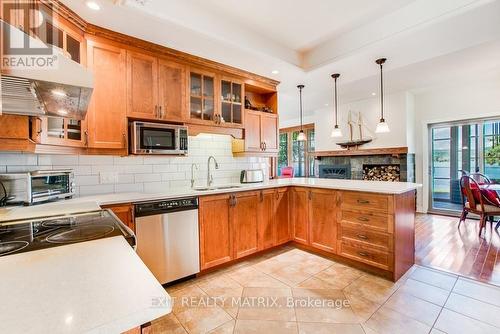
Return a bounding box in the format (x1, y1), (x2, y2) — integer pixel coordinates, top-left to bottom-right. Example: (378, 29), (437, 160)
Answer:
(271, 70), (279, 74)
(57, 109), (68, 115)
(51, 89), (67, 97)
(324, 103), (329, 107)
(86, 1), (101, 10)
(371, 92), (376, 96)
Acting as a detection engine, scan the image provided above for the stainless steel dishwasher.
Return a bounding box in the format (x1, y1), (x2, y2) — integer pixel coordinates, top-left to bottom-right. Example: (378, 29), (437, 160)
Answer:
(134, 197), (199, 284)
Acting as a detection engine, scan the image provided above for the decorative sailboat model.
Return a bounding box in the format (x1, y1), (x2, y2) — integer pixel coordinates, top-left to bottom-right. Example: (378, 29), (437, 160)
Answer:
(336, 111), (373, 149)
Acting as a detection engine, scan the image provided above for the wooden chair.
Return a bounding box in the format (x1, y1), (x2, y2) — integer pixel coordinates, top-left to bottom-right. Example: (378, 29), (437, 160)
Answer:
(460, 175), (500, 236)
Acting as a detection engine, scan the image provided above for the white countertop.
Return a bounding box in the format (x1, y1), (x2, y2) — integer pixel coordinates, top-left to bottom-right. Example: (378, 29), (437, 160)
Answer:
(0, 178), (420, 223)
(0, 236), (171, 334)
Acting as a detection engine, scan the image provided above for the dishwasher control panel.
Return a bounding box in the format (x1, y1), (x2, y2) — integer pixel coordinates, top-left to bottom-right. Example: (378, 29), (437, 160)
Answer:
(135, 197), (198, 217)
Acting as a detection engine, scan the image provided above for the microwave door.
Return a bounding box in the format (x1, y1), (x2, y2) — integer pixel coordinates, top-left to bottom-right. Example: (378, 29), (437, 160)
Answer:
(140, 127), (176, 152)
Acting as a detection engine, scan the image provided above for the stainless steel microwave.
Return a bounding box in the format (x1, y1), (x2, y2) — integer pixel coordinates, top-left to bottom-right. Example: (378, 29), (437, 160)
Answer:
(129, 121), (188, 155)
(0, 170), (75, 206)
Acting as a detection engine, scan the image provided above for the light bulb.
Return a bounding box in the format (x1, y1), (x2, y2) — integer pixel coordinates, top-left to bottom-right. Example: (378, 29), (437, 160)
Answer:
(297, 130), (307, 141)
(375, 119), (390, 133)
(331, 126), (342, 138)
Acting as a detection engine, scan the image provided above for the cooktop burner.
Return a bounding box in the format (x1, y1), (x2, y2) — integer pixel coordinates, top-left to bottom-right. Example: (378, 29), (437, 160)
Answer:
(0, 210), (135, 257)
(0, 241), (29, 256)
(47, 225), (115, 244)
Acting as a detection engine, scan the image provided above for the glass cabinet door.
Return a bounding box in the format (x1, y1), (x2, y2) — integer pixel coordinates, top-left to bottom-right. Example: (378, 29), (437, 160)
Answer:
(220, 79), (243, 125)
(190, 72), (215, 121)
(44, 117), (85, 147)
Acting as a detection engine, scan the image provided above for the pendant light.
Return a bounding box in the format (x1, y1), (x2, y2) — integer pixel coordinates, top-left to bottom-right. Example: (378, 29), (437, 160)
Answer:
(375, 58), (390, 133)
(330, 73), (342, 138)
(297, 84), (307, 141)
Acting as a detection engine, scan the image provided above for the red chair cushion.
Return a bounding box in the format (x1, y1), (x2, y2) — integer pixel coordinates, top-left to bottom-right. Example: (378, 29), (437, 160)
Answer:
(480, 188), (500, 206)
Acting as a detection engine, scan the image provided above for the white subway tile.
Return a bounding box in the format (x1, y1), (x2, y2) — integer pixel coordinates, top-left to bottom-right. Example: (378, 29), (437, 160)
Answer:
(6, 165), (51, 173)
(114, 183), (144, 193)
(79, 155), (114, 165)
(118, 164), (153, 174)
(161, 172), (186, 181)
(79, 184), (114, 196)
(152, 164), (178, 173)
(134, 173), (161, 183)
(143, 182), (170, 193)
(53, 165), (92, 176)
(91, 165), (117, 174)
(75, 175), (100, 186)
(113, 156), (143, 165)
(44, 155), (78, 166)
(142, 156), (172, 165)
(0, 153), (37, 166)
(116, 174), (134, 184)
(170, 180), (190, 188)
(0, 166), (6, 173)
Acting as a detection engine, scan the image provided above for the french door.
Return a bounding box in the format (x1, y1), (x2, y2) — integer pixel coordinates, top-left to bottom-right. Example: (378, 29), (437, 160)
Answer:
(429, 119), (500, 213)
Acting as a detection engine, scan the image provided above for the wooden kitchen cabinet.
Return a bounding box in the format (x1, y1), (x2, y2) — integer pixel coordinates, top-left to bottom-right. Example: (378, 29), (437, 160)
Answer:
(199, 194), (233, 270)
(232, 191), (260, 259)
(232, 109), (278, 156)
(308, 188), (337, 253)
(188, 68), (217, 124)
(291, 187), (309, 245)
(220, 77), (244, 127)
(275, 188), (290, 245)
(126, 51), (158, 120)
(158, 59), (186, 122)
(0, 114), (33, 151)
(102, 203), (135, 232)
(86, 38), (128, 150)
(258, 189), (276, 250)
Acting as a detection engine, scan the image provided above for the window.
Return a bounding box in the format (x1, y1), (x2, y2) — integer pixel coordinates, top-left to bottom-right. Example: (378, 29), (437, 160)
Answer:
(429, 119), (500, 213)
(278, 124), (315, 177)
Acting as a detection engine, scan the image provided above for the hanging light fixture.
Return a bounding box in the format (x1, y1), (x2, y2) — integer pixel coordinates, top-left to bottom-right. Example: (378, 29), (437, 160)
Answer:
(297, 84), (307, 141)
(375, 58), (390, 133)
(330, 73), (342, 138)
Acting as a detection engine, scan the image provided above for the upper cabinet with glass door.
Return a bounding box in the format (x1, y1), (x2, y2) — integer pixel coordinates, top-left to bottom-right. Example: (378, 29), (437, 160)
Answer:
(220, 78), (243, 127)
(189, 69), (216, 124)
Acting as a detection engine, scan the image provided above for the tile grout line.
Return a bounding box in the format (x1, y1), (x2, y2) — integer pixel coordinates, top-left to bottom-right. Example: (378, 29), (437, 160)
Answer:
(428, 275), (458, 333)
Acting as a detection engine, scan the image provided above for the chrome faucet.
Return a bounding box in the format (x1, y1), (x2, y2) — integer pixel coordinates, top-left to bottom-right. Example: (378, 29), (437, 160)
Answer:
(190, 163), (199, 189)
(207, 156), (219, 188)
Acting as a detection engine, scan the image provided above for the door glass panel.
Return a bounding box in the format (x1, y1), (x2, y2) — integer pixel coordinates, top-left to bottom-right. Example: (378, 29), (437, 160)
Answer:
(203, 99), (214, 121)
(221, 81), (231, 102)
(67, 119), (82, 141)
(203, 76), (214, 97)
(233, 83), (242, 104)
(190, 73), (202, 96)
(221, 103), (231, 123)
(47, 117), (64, 139)
(233, 104), (242, 124)
(190, 96), (202, 119)
(484, 121), (500, 182)
(66, 34), (80, 64)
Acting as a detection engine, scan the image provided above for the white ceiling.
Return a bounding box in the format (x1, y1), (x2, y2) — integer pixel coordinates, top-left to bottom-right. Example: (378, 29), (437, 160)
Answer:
(62, 0), (500, 121)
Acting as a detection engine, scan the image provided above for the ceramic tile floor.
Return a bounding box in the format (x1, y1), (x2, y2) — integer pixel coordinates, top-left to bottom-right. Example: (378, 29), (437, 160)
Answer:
(150, 246), (500, 334)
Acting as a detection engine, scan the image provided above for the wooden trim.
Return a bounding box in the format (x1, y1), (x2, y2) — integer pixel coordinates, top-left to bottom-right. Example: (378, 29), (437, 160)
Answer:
(279, 123), (314, 133)
(188, 124), (243, 139)
(314, 147), (408, 157)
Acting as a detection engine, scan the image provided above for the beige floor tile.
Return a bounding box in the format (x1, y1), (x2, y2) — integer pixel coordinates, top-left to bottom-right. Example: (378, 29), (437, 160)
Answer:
(453, 277), (500, 308)
(292, 288), (357, 323)
(234, 319), (298, 334)
(267, 263), (315, 286)
(434, 309), (500, 334)
(169, 285), (210, 314)
(384, 290), (442, 326)
(252, 258), (286, 274)
(445, 292), (500, 328)
(429, 329), (446, 334)
(343, 291), (381, 323)
(297, 276), (341, 290)
(398, 278), (450, 306)
(409, 266), (457, 291)
(298, 322), (365, 334)
(207, 320), (235, 334)
(151, 313), (187, 334)
(227, 266), (290, 288)
(197, 274), (243, 290)
(361, 324), (378, 334)
(166, 278), (198, 294)
(237, 287), (295, 321)
(313, 263), (364, 289)
(175, 306), (233, 334)
(343, 274), (397, 304)
(199, 286), (243, 318)
(364, 305), (431, 334)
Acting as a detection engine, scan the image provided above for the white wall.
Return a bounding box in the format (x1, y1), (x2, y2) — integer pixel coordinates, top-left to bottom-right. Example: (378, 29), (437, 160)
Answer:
(414, 74), (500, 212)
(0, 134), (269, 197)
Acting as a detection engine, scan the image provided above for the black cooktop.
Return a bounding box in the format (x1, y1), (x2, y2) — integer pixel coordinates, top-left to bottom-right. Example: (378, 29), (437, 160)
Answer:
(0, 210), (136, 257)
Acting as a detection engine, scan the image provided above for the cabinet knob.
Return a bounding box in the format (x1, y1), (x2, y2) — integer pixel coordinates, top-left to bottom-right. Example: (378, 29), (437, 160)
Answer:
(356, 234), (368, 240)
(357, 216), (370, 222)
(357, 251), (369, 257)
(357, 199), (370, 204)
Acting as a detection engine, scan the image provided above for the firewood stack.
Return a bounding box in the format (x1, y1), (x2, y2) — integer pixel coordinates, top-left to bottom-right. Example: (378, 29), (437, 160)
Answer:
(363, 165), (400, 182)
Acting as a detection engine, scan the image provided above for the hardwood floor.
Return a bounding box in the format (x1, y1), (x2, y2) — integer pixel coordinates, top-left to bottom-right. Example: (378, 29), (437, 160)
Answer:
(416, 213), (500, 286)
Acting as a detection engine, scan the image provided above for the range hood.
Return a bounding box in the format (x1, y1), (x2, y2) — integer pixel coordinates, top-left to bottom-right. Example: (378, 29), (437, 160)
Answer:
(0, 21), (93, 120)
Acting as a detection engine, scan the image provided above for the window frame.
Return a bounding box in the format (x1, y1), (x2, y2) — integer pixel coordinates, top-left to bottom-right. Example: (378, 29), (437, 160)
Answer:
(278, 123), (315, 177)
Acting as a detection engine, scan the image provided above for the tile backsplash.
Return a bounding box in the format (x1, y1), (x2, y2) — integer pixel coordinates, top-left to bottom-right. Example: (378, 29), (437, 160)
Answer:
(0, 134), (269, 197)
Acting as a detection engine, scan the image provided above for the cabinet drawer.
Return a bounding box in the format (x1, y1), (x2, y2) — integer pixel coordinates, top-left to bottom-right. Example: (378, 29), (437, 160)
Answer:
(341, 192), (391, 213)
(341, 210), (393, 233)
(338, 240), (392, 271)
(339, 224), (392, 252)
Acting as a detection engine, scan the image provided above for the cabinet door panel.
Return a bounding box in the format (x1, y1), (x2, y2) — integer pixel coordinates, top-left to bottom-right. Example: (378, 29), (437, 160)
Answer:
(158, 59), (186, 121)
(258, 190), (275, 250)
(126, 51), (158, 120)
(199, 195), (232, 270)
(291, 188), (309, 244)
(102, 203), (135, 232)
(86, 39), (127, 149)
(233, 192), (259, 258)
(244, 110), (262, 152)
(275, 188), (290, 245)
(261, 113), (278, 152)
(309, 189), (337, 253)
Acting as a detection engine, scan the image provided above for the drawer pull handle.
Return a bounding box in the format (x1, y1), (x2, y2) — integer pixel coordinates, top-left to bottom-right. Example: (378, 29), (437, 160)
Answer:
(358, 251), (369, 257)
(357, 234), (368, 240)
(357, 216), (369, 222)
(357, 199), (370, 204)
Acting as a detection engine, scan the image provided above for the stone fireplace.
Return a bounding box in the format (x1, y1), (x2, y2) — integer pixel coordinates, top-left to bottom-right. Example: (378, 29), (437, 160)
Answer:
(314, 148), (415, 182)
(363, 164), (401, 182)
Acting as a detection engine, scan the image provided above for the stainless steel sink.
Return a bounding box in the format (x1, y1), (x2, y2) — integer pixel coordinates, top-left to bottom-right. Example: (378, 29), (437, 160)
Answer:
(192, 185), (241, 191)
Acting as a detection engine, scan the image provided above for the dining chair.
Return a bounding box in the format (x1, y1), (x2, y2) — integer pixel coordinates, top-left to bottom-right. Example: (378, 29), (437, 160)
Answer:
(460, 175), (500, 236)
(280, 166), (294, 178)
